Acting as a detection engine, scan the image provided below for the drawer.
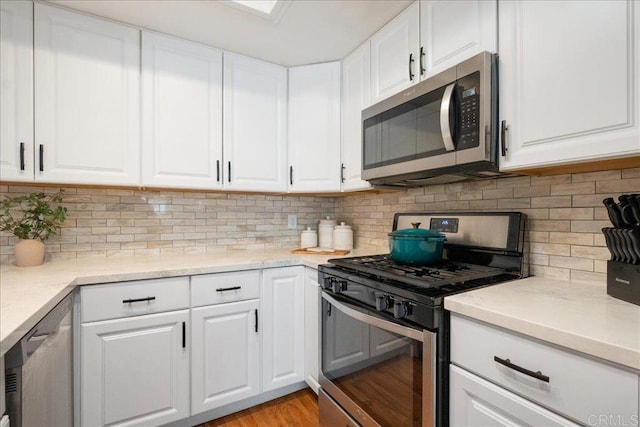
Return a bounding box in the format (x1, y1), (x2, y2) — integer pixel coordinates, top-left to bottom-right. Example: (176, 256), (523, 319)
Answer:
(191, 270), (260, 307)
(450, 314), (639, 425)
(81, 277), (189, 323)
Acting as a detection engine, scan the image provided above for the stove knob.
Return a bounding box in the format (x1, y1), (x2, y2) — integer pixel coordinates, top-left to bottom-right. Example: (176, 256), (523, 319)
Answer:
(393, 301), (412, 319)
(332, 279), (347, 294)
(375, 295), (392, 311)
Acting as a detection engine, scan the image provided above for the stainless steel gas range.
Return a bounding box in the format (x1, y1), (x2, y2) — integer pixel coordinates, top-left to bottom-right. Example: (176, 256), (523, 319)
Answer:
(317, 212), (526, 427)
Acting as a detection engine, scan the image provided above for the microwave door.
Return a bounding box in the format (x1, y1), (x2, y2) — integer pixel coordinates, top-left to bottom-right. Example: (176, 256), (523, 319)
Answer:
(362, 85), (456, 182)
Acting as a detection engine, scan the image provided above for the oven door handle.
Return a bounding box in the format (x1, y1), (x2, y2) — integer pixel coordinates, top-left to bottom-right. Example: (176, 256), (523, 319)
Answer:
(322, 293), (425, 342)
(440, 82), (457, 152)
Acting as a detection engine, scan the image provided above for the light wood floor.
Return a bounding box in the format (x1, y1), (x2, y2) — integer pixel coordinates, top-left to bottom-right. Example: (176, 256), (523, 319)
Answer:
(197, 388), (319, 427)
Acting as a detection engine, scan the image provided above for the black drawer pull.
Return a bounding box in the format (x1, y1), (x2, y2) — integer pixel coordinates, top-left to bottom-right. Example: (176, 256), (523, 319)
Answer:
(494, 356), (549, 383)
(216, 286), (241, 292)
(182, 321), (186, 348)
(122, 296), (156, 304)
(39, 144), (44, 171)
(216, 160), (220, 182)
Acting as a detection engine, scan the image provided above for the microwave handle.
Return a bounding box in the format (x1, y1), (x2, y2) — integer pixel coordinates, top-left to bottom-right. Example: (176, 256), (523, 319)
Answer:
(440, 82), (457, 152)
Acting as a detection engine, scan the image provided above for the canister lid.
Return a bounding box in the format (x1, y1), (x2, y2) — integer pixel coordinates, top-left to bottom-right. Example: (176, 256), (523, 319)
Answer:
(334, 222), (351, 229)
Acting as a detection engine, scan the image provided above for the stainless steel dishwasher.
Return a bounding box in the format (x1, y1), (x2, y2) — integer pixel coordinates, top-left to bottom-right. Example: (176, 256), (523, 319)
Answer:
(5, 293), (73, 427)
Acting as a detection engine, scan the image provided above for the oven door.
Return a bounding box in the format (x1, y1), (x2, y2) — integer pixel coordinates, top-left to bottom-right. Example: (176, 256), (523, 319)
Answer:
(320, 291), (436, 427)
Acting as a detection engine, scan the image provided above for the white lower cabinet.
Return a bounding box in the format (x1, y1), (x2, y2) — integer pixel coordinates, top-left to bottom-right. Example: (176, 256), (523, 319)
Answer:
(450, 314), (640, 425)
(261, 266), (305, 392)
(81, 310), (190, 427)
(191, 299), (260, 414)
(304, 267), (321, 393)
(450, 365), (578, 427)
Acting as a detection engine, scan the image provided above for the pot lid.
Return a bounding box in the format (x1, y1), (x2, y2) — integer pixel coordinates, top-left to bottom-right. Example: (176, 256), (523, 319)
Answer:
(388, 222), (444, 238)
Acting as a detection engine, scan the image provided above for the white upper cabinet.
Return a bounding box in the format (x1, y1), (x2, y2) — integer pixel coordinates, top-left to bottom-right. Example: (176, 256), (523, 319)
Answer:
(420, 0), (497, 77)
(34, 3), (140, 186)
(223, 53), (287, 192)
(288, 62), (342, 192)
(0, 1), (33, 182)
(141, 31), (223, 189)
(341, 42), (372, 191)
(370, 2), (420, 103)
(499, 0), (640, 170)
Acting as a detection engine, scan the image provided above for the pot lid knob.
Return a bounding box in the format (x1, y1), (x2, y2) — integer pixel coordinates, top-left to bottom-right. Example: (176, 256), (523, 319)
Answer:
(411, 222), (421, 229)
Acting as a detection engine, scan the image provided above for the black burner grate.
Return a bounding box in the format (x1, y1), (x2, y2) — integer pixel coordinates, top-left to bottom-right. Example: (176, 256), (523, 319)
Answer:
(328, 254), (506, 289)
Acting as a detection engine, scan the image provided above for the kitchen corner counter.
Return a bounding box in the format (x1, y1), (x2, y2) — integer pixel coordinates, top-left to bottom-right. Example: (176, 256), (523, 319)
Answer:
(445, 276), (640, 371)
(0, 248), (373, 356)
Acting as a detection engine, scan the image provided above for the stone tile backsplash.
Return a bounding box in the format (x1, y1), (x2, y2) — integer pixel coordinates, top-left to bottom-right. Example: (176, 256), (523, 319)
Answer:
(335, 167), (640, 284)
(2, 166), (639, 284)
(0, 186), (336, 264)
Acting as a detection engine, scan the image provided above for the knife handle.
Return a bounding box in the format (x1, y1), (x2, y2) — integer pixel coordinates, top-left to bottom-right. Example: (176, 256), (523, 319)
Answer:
(603, 198), (625, 228)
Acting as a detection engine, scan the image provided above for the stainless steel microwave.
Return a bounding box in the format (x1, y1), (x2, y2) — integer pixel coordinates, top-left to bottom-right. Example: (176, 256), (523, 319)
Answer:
(362, 51), (504, 187)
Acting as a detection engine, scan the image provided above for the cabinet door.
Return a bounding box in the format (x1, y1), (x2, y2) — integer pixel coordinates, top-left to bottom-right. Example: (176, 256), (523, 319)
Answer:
(191, 300), (260, 415)
(304, 268), (320, 393)
(81, 310), (189, 427)
(261, 266), (305, 392)
(34, 3), (140, 185)
(499, 0), (640, 170)
(370, 1), (420, 103)
(142, 31), (223, 189)
(288, 62), (341, 192)
(420, 0), (497, 78)
(0, 1), (33, 182)
(450, 365), (580, 427)
(223, 53), (287, 192)
(341, 42), (372, 192)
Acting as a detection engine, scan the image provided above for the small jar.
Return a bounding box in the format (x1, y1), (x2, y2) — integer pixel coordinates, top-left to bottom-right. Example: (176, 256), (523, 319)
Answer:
(333, 222), (353, 250)
(300, 227), (318, 248)
(318, 216), (337, 248)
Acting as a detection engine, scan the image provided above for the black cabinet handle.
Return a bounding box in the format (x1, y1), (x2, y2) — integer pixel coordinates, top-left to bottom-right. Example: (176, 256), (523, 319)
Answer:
(216, 160), (220, 182)
(39, 144), (44, 172)
(228, 161), (231, 183)
(500, 120), (508, 157)
(216, 286), (241, 292)
(340, 163), (345, 183)
(19, 142), (25, 171)
(182, 321), (186, 348)
(494, 356), (549, 383)
(289, 165), (293, 186)
(122, 296), (156, 304)
(409, 53), (415, 81)
(420, 47), (425, 75)
(254, 309), (258, 333)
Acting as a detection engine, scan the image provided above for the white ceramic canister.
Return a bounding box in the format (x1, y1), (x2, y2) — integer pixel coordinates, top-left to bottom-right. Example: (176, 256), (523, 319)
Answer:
(300, 227), (318, 248)
(333, 222), (353, 250)
(318, 216), (337, 248)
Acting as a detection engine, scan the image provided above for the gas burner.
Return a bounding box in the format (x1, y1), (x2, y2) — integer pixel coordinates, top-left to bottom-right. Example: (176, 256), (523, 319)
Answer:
(329, 254), (506, 290)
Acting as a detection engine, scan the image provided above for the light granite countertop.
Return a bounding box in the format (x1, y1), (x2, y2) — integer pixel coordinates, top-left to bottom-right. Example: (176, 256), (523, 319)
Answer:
(0, 248), (375, 356)
(445, 276), (640, 372)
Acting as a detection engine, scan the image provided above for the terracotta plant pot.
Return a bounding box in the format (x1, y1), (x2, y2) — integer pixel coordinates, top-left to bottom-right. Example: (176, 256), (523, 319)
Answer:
(14, 239), (45, 267)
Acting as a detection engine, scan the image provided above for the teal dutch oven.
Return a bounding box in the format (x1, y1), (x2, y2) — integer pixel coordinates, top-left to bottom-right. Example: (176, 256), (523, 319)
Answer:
(388, 222), (446, 265)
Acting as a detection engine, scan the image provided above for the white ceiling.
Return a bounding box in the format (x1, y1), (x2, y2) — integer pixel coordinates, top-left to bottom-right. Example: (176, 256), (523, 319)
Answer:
(48, 0), (413, 67)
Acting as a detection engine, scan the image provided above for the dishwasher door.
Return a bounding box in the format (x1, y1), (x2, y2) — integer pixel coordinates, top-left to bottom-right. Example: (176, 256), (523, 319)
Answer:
(5, 293), (73, 427)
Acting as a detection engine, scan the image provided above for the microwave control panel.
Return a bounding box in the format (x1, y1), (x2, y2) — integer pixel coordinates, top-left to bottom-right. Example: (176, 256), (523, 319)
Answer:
(458, 71), (481, 150)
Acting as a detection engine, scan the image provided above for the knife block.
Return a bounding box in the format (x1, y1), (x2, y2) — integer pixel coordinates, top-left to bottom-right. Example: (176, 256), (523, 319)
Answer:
(607, 261), (640, 306)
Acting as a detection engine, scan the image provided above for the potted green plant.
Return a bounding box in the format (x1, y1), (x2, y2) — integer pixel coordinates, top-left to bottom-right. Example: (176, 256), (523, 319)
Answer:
(0, 190), (68, 267)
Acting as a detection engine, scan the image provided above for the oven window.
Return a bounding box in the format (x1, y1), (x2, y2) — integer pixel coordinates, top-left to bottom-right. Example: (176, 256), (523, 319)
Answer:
(322, 297), (424, 427)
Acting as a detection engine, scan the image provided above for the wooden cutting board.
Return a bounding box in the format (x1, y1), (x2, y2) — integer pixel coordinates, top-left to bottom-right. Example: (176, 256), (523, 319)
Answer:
(291, 248), (351, 255)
